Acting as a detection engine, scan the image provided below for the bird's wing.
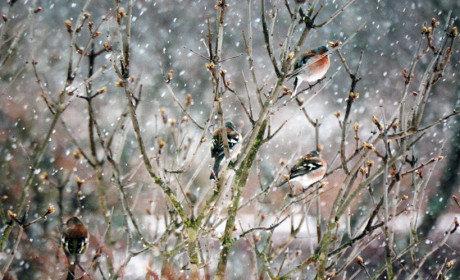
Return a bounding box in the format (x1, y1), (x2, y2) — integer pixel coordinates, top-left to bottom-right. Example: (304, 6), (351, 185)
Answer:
(289, 158), (323, 180)
(211, 131), (240, 158)
(211, 136), (224, 158)
(227, 131), (241, 149)
(294, 52), (316, 70)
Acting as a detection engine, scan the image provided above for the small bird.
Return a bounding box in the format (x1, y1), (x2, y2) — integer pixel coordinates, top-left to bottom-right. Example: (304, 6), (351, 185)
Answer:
(62, 216), (89, 280)
(291, 46), (330, 96)
(210, 121), (242, 180)
(276, 150), (327, 188)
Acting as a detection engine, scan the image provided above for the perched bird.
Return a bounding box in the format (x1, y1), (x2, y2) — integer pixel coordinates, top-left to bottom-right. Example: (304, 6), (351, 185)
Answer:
(291, 46), (330, 96)
(210, 121), (242, 180)
(62, 216), (89, 280)
(276, 150), (327, 188)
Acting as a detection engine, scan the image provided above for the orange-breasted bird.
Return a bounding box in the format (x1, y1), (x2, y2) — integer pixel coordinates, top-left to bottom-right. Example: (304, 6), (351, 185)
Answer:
(291, 46), (330, 96)
(277, 150), (327, 188)
(210, 121), (242, 180)
(62, 216), (89, 280)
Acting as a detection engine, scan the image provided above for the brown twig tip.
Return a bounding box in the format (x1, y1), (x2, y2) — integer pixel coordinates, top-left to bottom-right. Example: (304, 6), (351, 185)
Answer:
(2, 14), (7, 22)
(64, 19), (72, 32)
(328, 40), (340, 48)
(453, 218), (459, 233)
(446, 260), (454, 269)
(84, 12), (91, 19)
(170, 119), (176, 126)
(421, 26), (432, 34)
(7, 210), (17, 219)
(34, 7), (42, 13)
(72, 150), (82, 159)
(2, 195), (8, 201)
(181, 116), (189, 123)
(117, 7), (126, 19)
(115, 79), (124, 87)
(206, 61), (215, 69)
(402, 195), (409, 201)
(214, 1), (229, 9)
(46, 205), (56, 214)
(96, 87), (107, 94)
(282, 86), (293, 96)
(160, 108), (167, 123)
(158, 139), (166, 149)
(40, 171), (49, 181)
(362, 142), (376, 152)
(167, 69), (174, 83)
(355, 256), (364, 265)
(349, 92), (359, 100)
(453, 195), (460, 208)
(353, 122), (359, 132)
(334, 111), (341, 118)
(372, 115), (383, 131)
(76, 177), (85, 186)
(360, 167), (369, 175)
(185, 94), (194, 106)
(415, 169), (423, 179)
(390, 169), (399, 181)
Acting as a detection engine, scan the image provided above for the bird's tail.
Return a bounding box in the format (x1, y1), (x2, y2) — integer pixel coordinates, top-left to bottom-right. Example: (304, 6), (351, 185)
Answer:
(275, 180), (288, 188)
(292, 77), (299, 97)
(66, 263), (76, 280)
(210, 156), (224, 180)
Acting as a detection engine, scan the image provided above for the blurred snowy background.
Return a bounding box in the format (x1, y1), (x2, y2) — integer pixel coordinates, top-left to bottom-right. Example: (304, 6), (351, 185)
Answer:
(0, 0), (459, 279)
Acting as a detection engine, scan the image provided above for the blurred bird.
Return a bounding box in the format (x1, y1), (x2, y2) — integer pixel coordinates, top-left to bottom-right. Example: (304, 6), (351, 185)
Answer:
(210, 121), (242, 180)
(62, 216), (89, 280)
(276, 150), (327, 188)
(291, 45), (330, 96)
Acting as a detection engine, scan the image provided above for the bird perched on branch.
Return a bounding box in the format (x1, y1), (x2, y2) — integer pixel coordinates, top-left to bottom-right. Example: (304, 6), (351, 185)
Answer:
(276, 150), (327, 188)
(62, 216), (89, 280)
(210, 121), (242, 180)
(291, 45), (330, 96)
